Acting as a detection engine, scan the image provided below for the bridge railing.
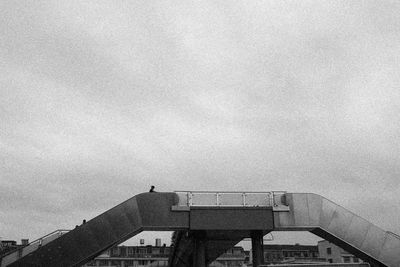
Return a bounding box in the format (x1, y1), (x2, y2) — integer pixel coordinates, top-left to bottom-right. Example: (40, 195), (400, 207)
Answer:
(174, 191), (287, 207)
(0, 229), (70, 267)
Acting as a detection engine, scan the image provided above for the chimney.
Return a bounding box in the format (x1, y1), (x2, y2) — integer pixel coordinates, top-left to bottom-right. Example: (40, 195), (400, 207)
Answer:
(21, 239), (29, 246)
(155, 238), (161, 247)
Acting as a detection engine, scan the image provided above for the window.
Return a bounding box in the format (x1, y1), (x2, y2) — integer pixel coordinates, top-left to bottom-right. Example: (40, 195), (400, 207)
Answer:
(111, 260), (121, 266)
(353, 257), (360, 263)
(233, 248), (242, 255)
(327, 248), (332, 255)
(328, 259), (333, 263)
(343, 256), (351, 263)
(111, 247), (120, 257)
(120, 247), (127, 256)
(99, 260), (109, 266)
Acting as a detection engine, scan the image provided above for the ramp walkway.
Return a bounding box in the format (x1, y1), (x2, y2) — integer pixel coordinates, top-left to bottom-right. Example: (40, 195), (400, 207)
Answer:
(3, 193), (188, 267)
(275, 193), (400, 267)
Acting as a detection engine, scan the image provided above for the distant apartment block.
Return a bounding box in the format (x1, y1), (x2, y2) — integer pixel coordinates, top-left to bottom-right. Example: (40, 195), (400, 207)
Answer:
(318, 240), (363, 264)
(262, 244), (323, 265)
(82, 245), (246, 267)
(0, 239), (28, 257)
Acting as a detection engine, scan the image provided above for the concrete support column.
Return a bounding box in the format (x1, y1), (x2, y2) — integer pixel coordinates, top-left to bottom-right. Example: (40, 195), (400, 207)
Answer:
(193, 231), (207, 267)
(251, 230), (264, 267)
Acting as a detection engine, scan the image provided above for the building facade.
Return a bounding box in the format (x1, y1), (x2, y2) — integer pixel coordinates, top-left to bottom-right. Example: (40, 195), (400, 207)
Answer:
(83, 245), (170, 267)
(262, 244), (323, 265)
(82, 245), (246, 267)
(318, 240), (362, 264)
(209, 247), (246, 267)
(0, 240), (18, 257)
(0, 239), (28, 258)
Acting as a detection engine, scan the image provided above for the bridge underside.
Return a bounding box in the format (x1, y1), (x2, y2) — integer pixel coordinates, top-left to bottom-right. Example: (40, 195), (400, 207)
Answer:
(168, 205), (274, 267)
(168, 230), (251, 267)
(3, 192), (400, 267)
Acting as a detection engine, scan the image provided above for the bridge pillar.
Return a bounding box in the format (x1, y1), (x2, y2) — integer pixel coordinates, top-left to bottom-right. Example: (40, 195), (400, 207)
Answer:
(193, 231), (207, 267)
(251, 230), (264, 267)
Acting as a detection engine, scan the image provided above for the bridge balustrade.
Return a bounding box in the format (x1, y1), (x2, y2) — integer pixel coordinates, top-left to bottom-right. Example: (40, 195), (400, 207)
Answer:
(174, 191), (287, 207)
(0, 229), (70, 267)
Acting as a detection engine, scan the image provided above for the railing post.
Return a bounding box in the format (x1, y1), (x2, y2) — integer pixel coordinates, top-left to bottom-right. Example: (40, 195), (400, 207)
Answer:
(17, 248), (23, 259)
(175, 190), (286, 207)
(270, 192), (274, 206)
(188, 192), (193, 206)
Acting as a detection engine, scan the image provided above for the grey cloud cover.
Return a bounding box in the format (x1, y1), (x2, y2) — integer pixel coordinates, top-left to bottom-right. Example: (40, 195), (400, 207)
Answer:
(1, 0), (400, 241)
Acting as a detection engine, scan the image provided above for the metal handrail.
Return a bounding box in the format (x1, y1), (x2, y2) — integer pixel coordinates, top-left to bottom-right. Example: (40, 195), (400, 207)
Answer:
(25, 229), (70, 246)
(387, 231), (400, 238)
(174, 191), (287, 207)
(175, 190), (286, 193)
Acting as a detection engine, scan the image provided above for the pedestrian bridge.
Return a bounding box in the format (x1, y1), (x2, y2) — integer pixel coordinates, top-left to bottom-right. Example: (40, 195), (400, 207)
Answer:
(1, 191), (399, 267)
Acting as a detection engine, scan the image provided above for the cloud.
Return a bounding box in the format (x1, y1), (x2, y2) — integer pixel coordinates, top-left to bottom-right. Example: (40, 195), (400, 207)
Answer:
(1, 0), (400, 241)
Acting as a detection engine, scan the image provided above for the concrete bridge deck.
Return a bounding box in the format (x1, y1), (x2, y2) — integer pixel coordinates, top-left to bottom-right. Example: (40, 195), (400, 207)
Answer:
(1, 191), (399, 267)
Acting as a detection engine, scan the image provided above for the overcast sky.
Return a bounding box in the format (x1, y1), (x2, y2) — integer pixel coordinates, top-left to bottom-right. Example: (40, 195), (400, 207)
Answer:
(1, 1), (400, 244)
